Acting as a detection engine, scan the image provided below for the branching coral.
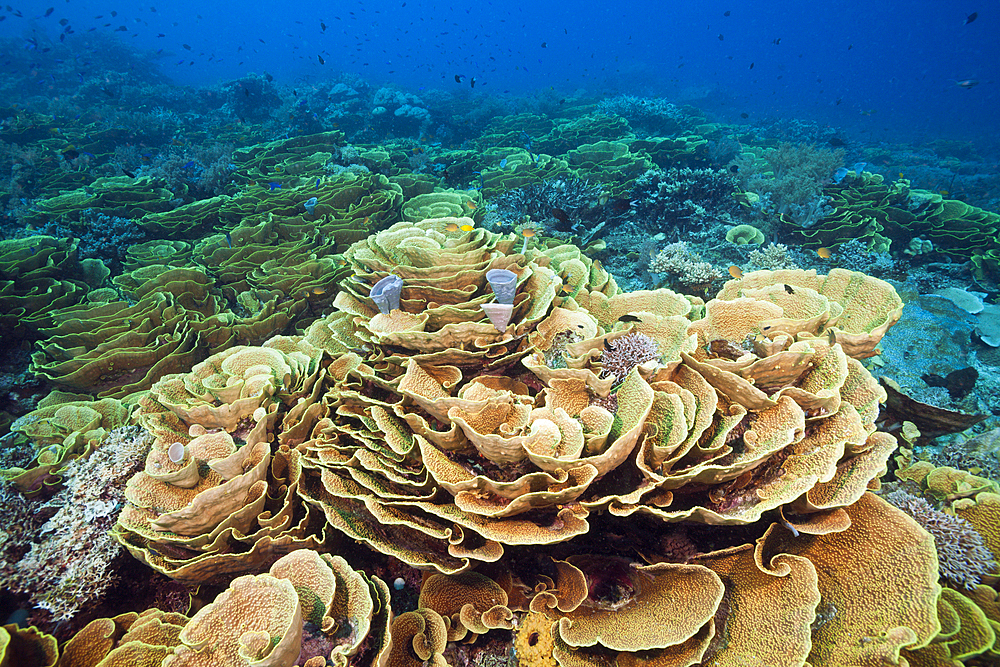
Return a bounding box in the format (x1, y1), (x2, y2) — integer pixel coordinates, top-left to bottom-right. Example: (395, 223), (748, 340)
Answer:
(884, 489), (995, 590)
(648, 241), (723, 286)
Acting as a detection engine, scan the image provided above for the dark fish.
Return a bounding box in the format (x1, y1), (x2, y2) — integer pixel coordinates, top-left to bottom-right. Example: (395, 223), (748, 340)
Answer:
(724, 10), (731, 16)
(182, 160), (195, 169)
(454, 73), (464, 82)
(318, 54), (325, 64)
(320, 21), (327, 31)
(44, 7), (53, 17)
(729, 165), (739, 173)
(540, 41), (546, 48)
(224, 231), (233, 248)
(965, 12), (978, 24)
(58, 18), (67, 25)
(617, 314), (642, 323)
(749, 62), (754, 69)
(551, 207), (571, 227)
(182, 43), (191, 50)
(784, 284), (794, 294)
(740, 112), (749, 118)
(29, 246), (36, 254)
(62, 148), (79, 159)
(772, 37), (781, 45)
(955, 79), (979, 89)
(718, 34), (724, 40)
(122, 168), (135, 178)
(603, 338), (612, 351)
(470, 77), (476, 88)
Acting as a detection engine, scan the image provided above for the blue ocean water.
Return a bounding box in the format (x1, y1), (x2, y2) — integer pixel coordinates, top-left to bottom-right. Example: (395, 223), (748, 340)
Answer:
(1, 0), (996, 143)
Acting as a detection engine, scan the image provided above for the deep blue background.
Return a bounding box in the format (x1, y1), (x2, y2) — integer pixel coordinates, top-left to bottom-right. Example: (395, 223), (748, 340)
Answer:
(2, 0), (998, 144)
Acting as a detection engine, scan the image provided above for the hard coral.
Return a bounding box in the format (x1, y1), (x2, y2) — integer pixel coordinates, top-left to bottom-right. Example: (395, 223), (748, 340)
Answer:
(648, 241), (723, 286)
(4, 425), (151, 621)
(599, 332), (660, 384)
(884, 489), (995, 590)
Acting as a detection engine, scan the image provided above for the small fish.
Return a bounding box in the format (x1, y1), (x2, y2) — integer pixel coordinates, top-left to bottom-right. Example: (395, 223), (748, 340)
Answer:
(718, 34), (724, 41)
(541, 42), (547, 48)
(268, 182), (281, 190)
(122, 168), (135, 178)
(315, 178), (321, 189)
(724, 10), (731, 16)
(182, 43), (191, 50)
(466, 201), (477, 210)
(618, 314), (642, 323)
(749, 62), (754, 69)
(851, 161), (867, 174)
(224, 231), (232, 248)
(61, 147), (79, 159)
(459, 224), (475, 231)
(955, 79), (979, 89)
(521, 228), (536, 238)
(311, 286), (327, 296)
(362, 216), (371, 225)
(965, 12), (978, 24)
(729, 165), (739, 174)
(470, 77), (476, 88)
(318, 55), (325, 64)
(28, 246), (36, 254)
(772, 37), (781, 45)
(816, 247), (832, 259)
(181, 160), (196, 169)
(728, 265), (743, 279)
(44, 7), (53, 17)
(445, 222), (460, 232)
(454, 74), (465, 83)
(499, 158), (507, 169)
(939, 189), (949, 196)
(551, 207), (571, 226)
(784, 284), (794, 294)
(740, 112), (749, 118)
(832, 167), (849, 183)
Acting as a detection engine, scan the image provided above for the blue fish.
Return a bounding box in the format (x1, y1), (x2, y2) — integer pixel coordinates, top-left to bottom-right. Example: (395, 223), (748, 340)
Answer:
(499, 158), (507, 169)
(832, 167), (849, 184)
(28, 246), (36, 254)
(315, 178), (320, 189)
(182, 160), (196, 169)
(852, 162), (867, 174)
(268, 182), (281, 191)
(224, 231), (232, 248)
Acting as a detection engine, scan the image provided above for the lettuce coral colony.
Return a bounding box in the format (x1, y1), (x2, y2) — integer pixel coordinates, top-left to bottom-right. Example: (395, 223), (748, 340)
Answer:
(5, 208), (985, 667)
(0, 104), (997, 667)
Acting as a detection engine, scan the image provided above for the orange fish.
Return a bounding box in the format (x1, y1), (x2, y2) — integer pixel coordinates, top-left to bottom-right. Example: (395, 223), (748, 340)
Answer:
(466, 201), (478, 210)
(362, 216), (371, 226)
(816, 247), (832, 259)
(459, 224), (475, 232)
(728, 265), (743, 279)
(521, 228), (537, 238)
(312, 287), (327, 296)
(444, 222), (460, 232)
